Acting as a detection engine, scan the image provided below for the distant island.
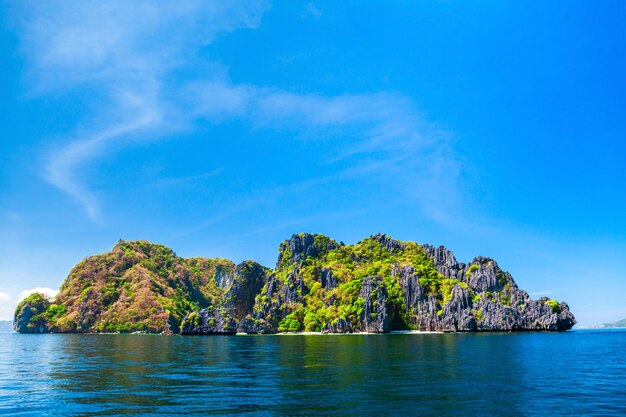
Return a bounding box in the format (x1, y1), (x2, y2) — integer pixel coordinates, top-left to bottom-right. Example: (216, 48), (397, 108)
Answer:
(0, 320), (13, 333)
(14, 233), (576, 334)
(580, 318), (626, 329)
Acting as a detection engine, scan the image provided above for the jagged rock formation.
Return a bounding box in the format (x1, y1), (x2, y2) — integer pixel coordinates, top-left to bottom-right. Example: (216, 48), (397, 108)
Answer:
(181, 261), (269, 335)
(13, 233), (576, 334)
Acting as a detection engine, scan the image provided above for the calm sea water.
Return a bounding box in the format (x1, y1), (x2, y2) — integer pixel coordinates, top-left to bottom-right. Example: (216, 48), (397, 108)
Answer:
(0, 330), (624, 416)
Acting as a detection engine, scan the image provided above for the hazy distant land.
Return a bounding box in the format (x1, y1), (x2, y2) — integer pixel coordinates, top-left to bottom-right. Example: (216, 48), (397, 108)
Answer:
(579, 318), (626, 329)
(0, 321), (13, 333)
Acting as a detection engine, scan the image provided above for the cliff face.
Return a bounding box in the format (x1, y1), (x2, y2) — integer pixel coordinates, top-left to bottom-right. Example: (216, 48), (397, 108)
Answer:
(14, 234), (576, 334)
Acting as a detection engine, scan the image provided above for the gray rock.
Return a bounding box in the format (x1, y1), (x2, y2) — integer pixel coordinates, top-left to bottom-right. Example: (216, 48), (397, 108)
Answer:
(358, 276), (389, 332)
(180, 305), (237, 335)
(439, 285), (475, 331)
(395, 264), (425, 309)
(421, 244), (465, 280)
(223, 261), (268, 321)
(215, 264), (236, 289)
(369, 234), (406, 253)
(322, 317), (352, 334)
(320, 268), (337, 290)
(276, 233), (339, 268)
(181, 260), (269, 335)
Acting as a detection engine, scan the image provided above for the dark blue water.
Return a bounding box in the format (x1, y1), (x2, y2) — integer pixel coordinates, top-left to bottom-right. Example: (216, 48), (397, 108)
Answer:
(0, 330), (624, 416)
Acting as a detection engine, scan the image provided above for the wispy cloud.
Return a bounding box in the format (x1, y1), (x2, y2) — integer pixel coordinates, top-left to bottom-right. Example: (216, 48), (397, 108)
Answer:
(151, 169), (224, 189)
(11, 1), (268, 219)
(303, 2), (322, 19)
(44, 95), (163, 219)
(10, 1), (462, 224)
(186, 84), (462, 221)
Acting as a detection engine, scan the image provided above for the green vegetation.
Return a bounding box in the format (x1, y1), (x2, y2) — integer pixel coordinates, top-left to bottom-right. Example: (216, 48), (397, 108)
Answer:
(496, 270), (507, 286)
(45, 304), (67, 320)
(303, 311), (322, 331)
(500, 292), (511, 306)
(466, 264), (479, 277)
(546, 299), (562, 313)
(182, 312), (202, 328)
(278, 312), (302, 332)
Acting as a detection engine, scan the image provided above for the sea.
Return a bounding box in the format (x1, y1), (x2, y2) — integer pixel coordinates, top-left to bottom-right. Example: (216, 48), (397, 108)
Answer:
(0, 329), (624, 416)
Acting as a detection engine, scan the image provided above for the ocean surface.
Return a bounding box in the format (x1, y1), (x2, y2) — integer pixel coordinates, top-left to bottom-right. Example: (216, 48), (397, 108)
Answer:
(0, 329), (624, 416)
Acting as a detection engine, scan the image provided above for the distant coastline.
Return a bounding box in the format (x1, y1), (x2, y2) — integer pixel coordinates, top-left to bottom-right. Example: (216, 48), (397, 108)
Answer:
(578, 318), (626, 329)
(0, 321), (13, 333)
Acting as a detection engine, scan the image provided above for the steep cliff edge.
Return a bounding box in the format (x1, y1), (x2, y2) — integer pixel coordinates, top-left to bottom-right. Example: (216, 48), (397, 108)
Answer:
(14, 234), (576, 334)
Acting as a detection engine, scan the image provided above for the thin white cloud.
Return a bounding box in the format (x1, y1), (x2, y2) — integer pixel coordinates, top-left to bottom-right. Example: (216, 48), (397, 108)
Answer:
(0, 288), (59, 321)
(531, 290), (553, 296)
(10, 1), (463, 224)
(45, 103), (162, 219)
(185, 84), (462, 221)
(303, 3), (322, 18)
(17, 287), (59, 303)
(11, 1), (268, 92)
(11, 1), (268, 220)
(152, 169), (224, 189)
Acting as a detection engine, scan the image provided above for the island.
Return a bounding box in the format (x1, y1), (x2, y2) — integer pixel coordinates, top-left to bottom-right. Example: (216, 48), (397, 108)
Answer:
(14, 233), (576, 334)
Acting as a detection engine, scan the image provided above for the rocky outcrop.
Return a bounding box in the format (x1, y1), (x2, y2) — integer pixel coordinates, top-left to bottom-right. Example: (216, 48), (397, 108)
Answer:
(181, 260), (269, 335)
(13, 293), (51, 333)
(421, 244), (464, 280)
(369, 233), (405, 254)
(398, 246), (575, 332)
(180, 306), (237, 335)
(320, 268), (337, 291)
(236, 269), (307, 334)
(276, 233), (340, 268)
(322, 317), (352, 333)
(359, 276), (389, 332)
(223, 261), (268, 321)
(14, 233), (576, 335)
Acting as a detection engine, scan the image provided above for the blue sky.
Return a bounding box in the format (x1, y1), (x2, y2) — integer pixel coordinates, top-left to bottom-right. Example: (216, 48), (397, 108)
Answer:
(1, 1), (625, 325)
